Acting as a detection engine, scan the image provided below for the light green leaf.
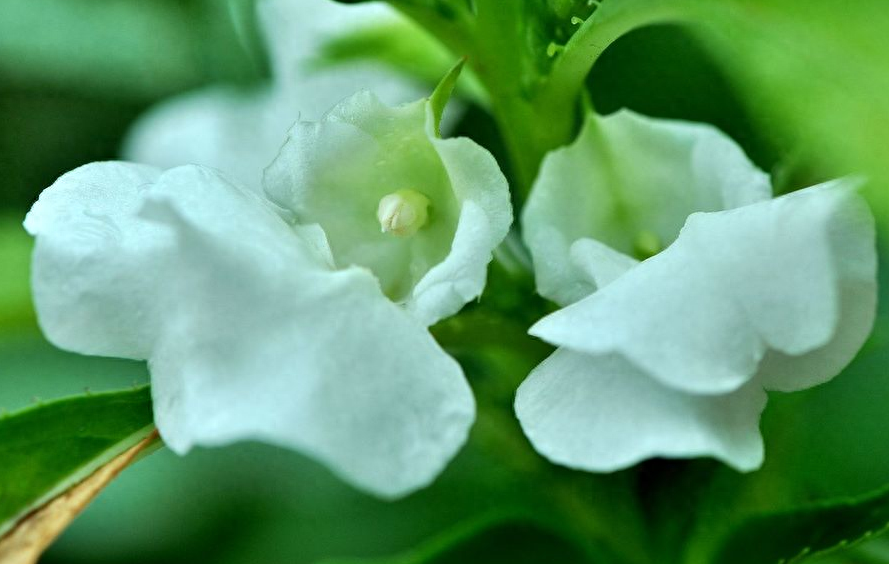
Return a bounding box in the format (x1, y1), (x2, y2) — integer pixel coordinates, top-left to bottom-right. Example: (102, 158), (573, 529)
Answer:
(0, 386), (156, 539)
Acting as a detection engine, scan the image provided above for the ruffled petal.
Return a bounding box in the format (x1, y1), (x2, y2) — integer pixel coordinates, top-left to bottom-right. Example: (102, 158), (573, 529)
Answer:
(531, 182), (876, 395)
(408, 137), (512, 326)
(23, 162), (168, 360)
(753, 182), (877, 391)
(515, 348), (766, 472)
(522, 109), (771, 306)
(138, 167), (475, 498)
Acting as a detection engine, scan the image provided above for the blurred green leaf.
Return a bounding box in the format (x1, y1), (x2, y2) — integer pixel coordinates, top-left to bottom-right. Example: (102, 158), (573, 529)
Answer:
(0, 0), (262, 102)
(0, 386), (155, 538)
(809, 535), (889, 564)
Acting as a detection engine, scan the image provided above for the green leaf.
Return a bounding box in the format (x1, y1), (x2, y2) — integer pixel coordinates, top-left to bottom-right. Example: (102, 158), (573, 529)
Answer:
(713, 485), (889, 564)
(0, 386), (156, 538)
(808, 536), (889, 564)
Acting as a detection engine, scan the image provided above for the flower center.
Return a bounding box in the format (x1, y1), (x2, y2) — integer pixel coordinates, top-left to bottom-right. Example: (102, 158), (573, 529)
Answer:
(377, 190), (431, 237)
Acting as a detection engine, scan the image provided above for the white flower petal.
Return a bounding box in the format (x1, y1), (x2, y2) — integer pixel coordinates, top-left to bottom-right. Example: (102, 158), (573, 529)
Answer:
(522, 109), (771, 306)
(530, 182), (876, 395)
(122, 87), (286, 193)
(143, 169), (474, 498)
(258, 0), (404, 88)
(568, 238), (638, 290)
(754, 182), (877, 391)
(532, 240), (763, 394)
(123, 0), (425, 192)
(408, 137), (512, 326)
(515, 348), (766, 473)
(23, 162), (168, 360)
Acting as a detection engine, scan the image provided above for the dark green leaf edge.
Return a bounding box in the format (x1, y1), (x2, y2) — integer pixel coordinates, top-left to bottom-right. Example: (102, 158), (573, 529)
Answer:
(713, 483), (889, 564)
(0, 386), (157, 538)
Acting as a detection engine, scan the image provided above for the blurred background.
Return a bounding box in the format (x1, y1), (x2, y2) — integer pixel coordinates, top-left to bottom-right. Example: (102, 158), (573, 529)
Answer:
(1, 1), (889, 562)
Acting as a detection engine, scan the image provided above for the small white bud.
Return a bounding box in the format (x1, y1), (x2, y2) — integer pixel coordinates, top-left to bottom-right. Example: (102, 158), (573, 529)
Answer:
(377, 190), (431, 237)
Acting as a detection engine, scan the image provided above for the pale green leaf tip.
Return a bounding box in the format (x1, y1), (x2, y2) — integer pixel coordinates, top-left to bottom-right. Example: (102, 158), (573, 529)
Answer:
(429, 57), (466, 137)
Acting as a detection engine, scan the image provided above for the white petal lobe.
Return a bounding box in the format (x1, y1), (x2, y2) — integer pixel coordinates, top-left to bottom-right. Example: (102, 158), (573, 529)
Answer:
(515, 349), (766, 472)
(24, 162), (168, 360)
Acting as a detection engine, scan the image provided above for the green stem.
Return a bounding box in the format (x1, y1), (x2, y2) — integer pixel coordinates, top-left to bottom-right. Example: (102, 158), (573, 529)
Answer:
(542, 2), (692, 113)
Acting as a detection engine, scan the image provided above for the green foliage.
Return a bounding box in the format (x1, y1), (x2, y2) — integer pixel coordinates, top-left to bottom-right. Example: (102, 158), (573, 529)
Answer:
(0, 0), (263, 102)
(0, 386), (155, 537)
(714, 486), (889, 564)
(320, 518), (590, 564)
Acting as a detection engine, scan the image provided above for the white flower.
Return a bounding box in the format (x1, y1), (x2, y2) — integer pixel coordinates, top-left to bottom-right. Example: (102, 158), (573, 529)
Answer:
(264, 84), (513, 326)
(516, 110), (877, 472)
(122, 0), (430, 192)
(25, 85), (512, 497)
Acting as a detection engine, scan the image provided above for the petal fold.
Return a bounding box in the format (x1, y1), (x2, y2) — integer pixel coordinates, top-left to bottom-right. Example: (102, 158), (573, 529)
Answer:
(515, 349), (766, 472)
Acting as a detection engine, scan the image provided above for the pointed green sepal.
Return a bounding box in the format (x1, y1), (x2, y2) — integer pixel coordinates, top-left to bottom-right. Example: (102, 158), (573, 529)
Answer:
(428, 57), (467, 137)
